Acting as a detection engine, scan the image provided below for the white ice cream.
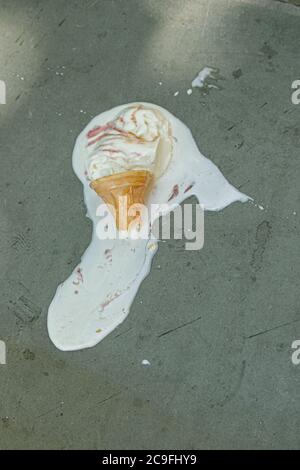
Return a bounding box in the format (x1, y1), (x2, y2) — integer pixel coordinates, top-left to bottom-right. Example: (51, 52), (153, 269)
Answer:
(86, 105), (172, 180)
(192, 67), (218, 89)
(48, 102), (250, 351)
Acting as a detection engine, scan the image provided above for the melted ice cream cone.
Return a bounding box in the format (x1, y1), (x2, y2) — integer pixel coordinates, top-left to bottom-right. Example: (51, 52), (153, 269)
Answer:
(90, 169), (153, 230)
(86, 105), (173, 231)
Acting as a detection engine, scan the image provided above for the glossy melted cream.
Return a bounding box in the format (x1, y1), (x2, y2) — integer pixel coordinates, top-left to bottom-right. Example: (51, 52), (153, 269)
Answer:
(48, 103), (249, 351)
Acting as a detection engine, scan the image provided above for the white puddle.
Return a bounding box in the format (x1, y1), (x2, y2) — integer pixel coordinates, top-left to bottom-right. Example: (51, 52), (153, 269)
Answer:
(48, 102), (249, 351)
(192, 67), (218, 89)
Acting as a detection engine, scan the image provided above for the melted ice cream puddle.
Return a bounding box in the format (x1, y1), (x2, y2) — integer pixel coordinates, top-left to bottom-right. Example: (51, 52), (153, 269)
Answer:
(192, 67), (219, 89)
(48, 102), (249, 351)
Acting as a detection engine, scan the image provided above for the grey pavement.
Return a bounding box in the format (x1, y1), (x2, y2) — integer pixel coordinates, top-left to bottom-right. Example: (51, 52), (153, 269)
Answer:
(0, 0), (300, 449)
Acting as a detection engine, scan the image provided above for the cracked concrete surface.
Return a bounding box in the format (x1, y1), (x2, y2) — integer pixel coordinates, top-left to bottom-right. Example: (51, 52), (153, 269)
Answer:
(1, 0), (300, 449)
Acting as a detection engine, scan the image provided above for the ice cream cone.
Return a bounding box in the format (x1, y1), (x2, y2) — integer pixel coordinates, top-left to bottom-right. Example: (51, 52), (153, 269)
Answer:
(90, 169), (154, 230)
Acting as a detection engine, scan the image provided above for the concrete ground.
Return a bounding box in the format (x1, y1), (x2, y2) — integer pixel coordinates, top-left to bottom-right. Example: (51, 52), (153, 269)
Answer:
(1, 0), (300, 450)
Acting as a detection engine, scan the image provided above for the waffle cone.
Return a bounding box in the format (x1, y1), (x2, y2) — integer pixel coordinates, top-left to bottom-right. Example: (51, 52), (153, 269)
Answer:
(90, 170), (154, 230)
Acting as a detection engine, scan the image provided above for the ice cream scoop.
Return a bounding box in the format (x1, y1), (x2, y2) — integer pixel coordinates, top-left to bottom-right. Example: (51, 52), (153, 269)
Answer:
(86, 105), (173, 229)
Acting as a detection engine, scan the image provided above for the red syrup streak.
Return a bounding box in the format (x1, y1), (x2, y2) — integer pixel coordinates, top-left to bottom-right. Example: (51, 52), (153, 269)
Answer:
(184, 183), (195, 193)
(100, 148), (120, 154)
(86, 123), (113, 139)
(86, 120), (143, 147)
(131, 110), (137, 126)
(99, 291), (121, 312)
(87, 132), (120, 147)
(76, 267), (83, 283)
(168, 184), (179, 201)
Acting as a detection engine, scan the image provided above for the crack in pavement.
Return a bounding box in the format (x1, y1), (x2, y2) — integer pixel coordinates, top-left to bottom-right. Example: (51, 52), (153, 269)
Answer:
(245, 317), (300, 339)
(158, 315), (202, 338)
